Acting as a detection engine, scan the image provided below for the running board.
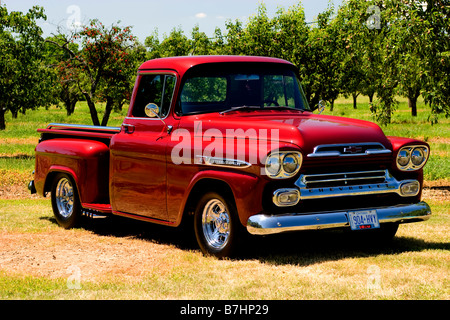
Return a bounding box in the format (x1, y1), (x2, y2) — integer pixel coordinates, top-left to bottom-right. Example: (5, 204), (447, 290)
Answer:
(81, 203), (112, 218)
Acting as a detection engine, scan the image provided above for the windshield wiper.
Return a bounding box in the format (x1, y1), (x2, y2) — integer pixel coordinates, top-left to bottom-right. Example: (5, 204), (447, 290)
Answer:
(220, 105), (304, 115)
(219, 105), (261, 114)
(264, 106), (306, 112)
(263, 106), (292, 110)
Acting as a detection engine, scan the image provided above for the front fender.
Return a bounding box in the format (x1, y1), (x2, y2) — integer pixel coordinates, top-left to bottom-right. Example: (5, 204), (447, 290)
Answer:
(180, 170), (264, 226)
(387, 136), (430, 197)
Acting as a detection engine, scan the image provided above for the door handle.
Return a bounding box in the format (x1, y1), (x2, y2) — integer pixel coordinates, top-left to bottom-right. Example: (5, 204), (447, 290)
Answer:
(122, 123), (135, 134)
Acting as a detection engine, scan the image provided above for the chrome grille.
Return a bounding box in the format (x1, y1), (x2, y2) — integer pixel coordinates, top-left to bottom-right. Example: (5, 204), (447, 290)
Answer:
(300, 170), (387, 188)
(307, 143), (391, 158)
(294, 169), (418, 200)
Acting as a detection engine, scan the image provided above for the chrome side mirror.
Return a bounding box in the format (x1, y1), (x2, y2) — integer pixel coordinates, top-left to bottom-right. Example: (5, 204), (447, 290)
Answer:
(144, 103), (173, 134)
(145, 103), (160, 118)
(317, 100), (326, 114)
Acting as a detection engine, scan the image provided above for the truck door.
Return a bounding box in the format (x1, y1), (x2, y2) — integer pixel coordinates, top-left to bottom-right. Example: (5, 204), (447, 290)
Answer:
(110, 72), (178, 222)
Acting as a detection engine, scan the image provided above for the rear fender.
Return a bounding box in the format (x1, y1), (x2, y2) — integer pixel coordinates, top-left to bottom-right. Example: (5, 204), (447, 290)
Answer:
(35, 138), (110, 204)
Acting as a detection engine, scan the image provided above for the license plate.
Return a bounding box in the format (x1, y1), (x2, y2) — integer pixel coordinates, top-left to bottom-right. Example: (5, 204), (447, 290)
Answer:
(349, 210), (380, 231)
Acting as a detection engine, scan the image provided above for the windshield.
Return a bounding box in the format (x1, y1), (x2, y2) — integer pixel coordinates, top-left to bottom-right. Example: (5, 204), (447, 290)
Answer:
(178, 64), (310, 115)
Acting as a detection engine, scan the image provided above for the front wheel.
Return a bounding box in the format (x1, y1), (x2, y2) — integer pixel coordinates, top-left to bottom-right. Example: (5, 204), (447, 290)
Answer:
(51, 173), (81, 229)
(194, 192), (242, 258)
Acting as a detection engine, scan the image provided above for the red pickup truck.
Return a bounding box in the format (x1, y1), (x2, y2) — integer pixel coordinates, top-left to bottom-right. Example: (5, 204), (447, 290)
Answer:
(29, 55), (431, 258)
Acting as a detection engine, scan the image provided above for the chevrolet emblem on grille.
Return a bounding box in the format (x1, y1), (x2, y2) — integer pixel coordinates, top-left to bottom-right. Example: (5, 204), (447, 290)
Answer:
(343, 146), (363, 154)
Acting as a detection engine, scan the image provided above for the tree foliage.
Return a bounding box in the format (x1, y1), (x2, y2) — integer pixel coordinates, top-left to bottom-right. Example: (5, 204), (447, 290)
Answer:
(48, 20), (145, 126)
(43, 36), (81, 116)
(0, 5), (52, 130)
(1, 1), (449, 128)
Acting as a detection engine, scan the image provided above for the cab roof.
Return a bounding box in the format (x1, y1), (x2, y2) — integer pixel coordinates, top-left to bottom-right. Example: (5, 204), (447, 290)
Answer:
(138, 55), (294, 76)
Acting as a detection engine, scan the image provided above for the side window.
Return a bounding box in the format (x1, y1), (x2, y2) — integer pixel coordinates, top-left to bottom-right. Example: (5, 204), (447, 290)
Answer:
(132, 74), (176, 118)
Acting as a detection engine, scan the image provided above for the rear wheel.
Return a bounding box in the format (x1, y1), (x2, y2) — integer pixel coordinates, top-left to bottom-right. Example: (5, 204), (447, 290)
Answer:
(51, 173), (81, 229)
(194, 192), (242, 258)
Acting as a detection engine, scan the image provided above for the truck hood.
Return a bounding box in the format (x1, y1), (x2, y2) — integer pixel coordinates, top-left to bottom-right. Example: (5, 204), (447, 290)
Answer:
(183, 111), (392, 155)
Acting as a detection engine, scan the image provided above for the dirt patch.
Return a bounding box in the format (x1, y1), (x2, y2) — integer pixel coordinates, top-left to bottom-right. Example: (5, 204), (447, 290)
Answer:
(428, 137), (450, 144)
(0, 229), (181, 283)
(0, 137), (40, 145)
(422, 187), (450, 202)
(0, 174), (39, 200)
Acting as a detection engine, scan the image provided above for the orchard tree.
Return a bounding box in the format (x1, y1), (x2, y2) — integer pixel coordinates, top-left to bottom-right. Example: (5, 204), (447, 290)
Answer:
(191, 25), (218, 55)
(306, 6), (342, 111)
(334, 4), (366, 109)
(222, 19), (246, 55)
(238, 4), (277, 57)
(145, 25), (222, 58)
(145, 26), (191, 58)
(0, 5), (52, 130)
(270, 4), (315, 104)
(416, 0), (450, 121)
(43, 36), (81, 116)
(389, 1), (429, 117)
(336, 0), (401, 124)
(49, 20), (144, 126)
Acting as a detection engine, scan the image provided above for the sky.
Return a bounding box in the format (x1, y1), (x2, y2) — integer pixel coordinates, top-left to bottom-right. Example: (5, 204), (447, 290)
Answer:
(2, 0), (343, 43)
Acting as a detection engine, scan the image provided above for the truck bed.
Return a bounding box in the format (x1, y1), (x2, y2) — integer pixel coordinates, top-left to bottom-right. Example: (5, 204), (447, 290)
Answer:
(33, 123), (121, 209)
(37, 123), (121, 143)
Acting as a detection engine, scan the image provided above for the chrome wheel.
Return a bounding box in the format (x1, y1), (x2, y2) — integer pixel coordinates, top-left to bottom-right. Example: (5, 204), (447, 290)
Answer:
(202, 199), (231, 250)
(55, 178), (74, 218)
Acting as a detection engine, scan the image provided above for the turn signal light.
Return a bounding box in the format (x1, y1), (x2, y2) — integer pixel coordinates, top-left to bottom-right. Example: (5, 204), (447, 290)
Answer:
(273, 188), (300, 207)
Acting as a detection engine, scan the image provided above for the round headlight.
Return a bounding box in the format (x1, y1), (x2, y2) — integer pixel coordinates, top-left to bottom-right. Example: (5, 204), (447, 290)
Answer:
(397, 149), (410, 167)
(397, 145), (429, 171)
(266, 155), (281, 176)
(411, 148), (425, 166)
(265, 151), (303, 178)
(282, 154), (299, 174)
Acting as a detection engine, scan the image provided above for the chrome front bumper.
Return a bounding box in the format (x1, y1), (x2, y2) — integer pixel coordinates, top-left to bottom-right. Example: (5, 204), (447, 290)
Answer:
(246, 202), (431, 235)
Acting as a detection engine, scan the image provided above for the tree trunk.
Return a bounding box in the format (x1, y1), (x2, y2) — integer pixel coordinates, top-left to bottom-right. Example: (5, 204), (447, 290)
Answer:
(0, 106), (6, 131)
(101, 98), (114, 127)
(83, 93), (100, 126)
(330, 99), (335, 112)
(408, 89), (420, 117)
(368, 93), (374, 104)
(352, 92), (359, 109)
(408, 96), (417, 117)
(66, 99), (77, 116)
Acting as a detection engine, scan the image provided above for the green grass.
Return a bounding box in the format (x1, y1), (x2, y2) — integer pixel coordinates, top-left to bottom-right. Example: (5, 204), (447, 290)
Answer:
(0, 199), (53, 232)
(0, 198), (448, 299)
